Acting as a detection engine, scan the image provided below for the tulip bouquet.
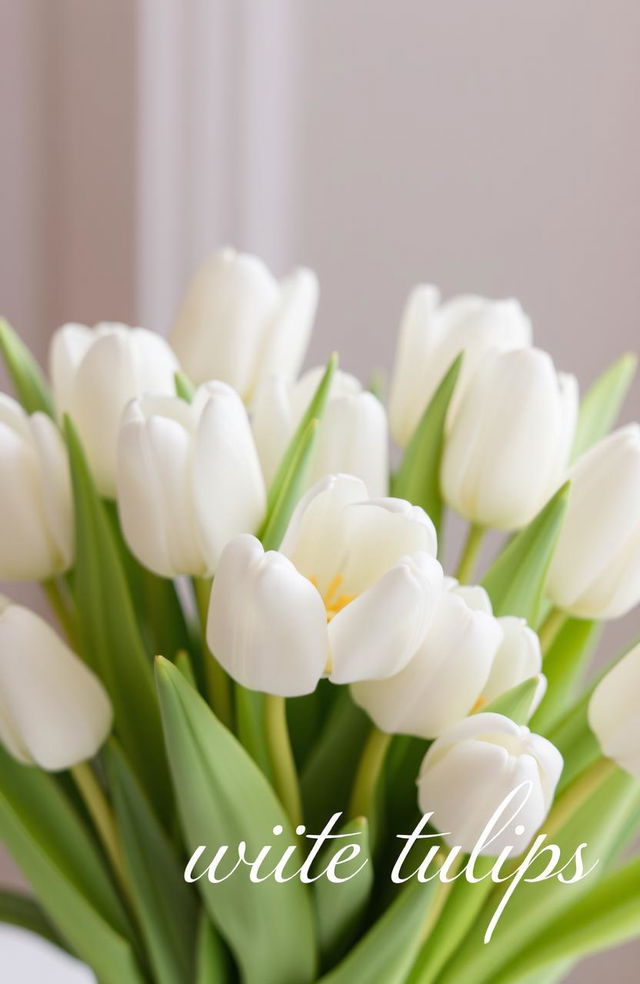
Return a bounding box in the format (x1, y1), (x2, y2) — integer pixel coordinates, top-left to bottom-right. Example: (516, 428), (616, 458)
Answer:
(0, 249), (639, 984)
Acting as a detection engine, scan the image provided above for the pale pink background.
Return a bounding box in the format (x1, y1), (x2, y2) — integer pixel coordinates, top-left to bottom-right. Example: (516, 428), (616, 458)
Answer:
(1, 2), (639, 980)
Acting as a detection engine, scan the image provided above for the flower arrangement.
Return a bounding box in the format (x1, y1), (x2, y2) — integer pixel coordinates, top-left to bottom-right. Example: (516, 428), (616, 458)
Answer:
(0, 248), (638, 984)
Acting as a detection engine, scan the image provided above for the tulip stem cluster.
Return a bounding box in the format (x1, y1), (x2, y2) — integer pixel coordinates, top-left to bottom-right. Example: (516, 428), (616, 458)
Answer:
(70, 761), (132, 904)
(541, 755), (617, 842)
(194, 576), (234, 730)
(538, 606), (567, 656)
(349, 726), (392, 823)
(264, 694), (304, 829)
(42, 578), (79, 651)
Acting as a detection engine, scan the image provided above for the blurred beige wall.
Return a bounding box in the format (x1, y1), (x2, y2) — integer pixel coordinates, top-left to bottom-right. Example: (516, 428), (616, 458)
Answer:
(0, 2), (639, 980)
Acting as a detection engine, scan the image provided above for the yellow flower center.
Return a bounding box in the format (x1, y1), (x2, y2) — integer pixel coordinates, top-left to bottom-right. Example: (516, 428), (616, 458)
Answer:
(310, 573), (356, 622)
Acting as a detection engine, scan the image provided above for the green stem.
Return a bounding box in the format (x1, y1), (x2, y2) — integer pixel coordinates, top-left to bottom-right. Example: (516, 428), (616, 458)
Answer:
(71, 762), (132, 905)
(542, 755), (616, 841)
(349, 726), (392, 821)
(538, 606), (567, 656)
(42, 578), (79, 650)
(193, 577), (234, 729)
(454, 524), (485, 584)
(264, 694), (303, 829)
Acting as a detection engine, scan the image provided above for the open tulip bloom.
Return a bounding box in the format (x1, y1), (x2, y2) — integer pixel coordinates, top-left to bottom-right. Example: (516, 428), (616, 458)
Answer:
(0, 257), (639, 984)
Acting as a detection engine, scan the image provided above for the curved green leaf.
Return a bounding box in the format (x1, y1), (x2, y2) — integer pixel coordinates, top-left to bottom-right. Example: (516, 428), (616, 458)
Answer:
(64, 416), (170, 816)
(106, 741), (198, 984)
(0, 317), (54, 416)
(195, 911), (232, 983)
(572, 353), (637, 463)
(155, 657), (317, 984)
(482, 483), (570, 624)
(391, 354), (462, 536)
(0, 889), (67, 951)
(482, 676), (541, 725)
(531, 618), (600, 734)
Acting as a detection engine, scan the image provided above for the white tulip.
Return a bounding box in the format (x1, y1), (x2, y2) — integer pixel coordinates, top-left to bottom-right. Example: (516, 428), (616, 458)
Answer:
(207, 475), (443, 696)
(0, 600), (112, 770)
(442, 348), (578, 530)
(50, 321), (179, 497)
(0, 394), (73, 580)
(117, 382), (266, 578)
(547, 425), (640, 619)
(589, 642), (640, 780)
(252, 367), (389, 497)
(389, 286), (532, 447)
(481, 616), (545, 712)
(169, 248), (318, 400)
(352, 581), (502, 738)
(417, 713), (563, 855)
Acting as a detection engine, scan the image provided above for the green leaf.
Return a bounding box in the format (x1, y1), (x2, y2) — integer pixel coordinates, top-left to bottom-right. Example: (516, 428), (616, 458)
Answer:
(0, 747), (143, 984)
(318, 879), (438, 984)
(313, 817), (373, 968)
(195, 911), (232, 983)
(572, 353), (637, 462)
(482, 483), (570, 623)
(301, 689), (371, 832)
(64, 416), (171, 816)
(174, 370), (195, 403)
(493, 857), (640, 983)
(530, 618), (601, 734)
(391, 354), (462, 535)
(0, 889), (68, 952)
(437, 766), (640, 984)
(0, 317), (55, 416)
(155, 656), (317, 984)
(106, 741), (198, 984)
(482, 676), (542, 725)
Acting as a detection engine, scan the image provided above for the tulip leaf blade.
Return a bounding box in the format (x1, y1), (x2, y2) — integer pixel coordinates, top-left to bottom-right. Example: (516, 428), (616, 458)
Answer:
(481, 482), (570, 624)
(530, 617), (601, 734)
(260, 416), (319, 551)
(195, 911), (233, 983)
(155, 656), (318, 984)
(317, 878), (438, 984)
(0, 317), (55, 417)
(572, 352), (637, 463)
(481, 676), (541, 725)
(313, 817), (373, 968)
(0, 889), (68, 952)
(0, 746), (144, 983)
(105, 741), (198, 984)
(489, 857), (640, 984)
(391, 354), (462, 535)
(63, 416), (171, 816)
(174, 370), (195, 403)
(259, 352), (337, 543)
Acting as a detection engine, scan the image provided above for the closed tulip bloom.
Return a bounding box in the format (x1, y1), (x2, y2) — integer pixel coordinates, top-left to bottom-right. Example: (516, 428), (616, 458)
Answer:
(207, 474), (444, 696)
(117, 383), (266, 578)
(547, 425), (640, 619)
(50, 321), (179, 497)
(0, 394), (73, 580)
(442, 348), (578, 530)
(589, 643), (640, 780)
(169, 248), (318, 400)
(389, 286), (532, 447)
(417, 713), (563, 855)
(481, 616), (545, 712)
(0, 600), (112, 770)
(352, 581), (503, 738)
(252, 367), (388, 496)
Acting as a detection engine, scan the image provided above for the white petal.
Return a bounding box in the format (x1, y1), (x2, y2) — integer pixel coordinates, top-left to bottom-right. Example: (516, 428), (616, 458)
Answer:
(482, 616), (542, 706)
(49, 323), (94, 417)
(193, 382), (266, 571)
(309, 392), (389, 498)
(589, 642), (640, 780)
(0, 605), (112, 770)
(207, 535), (328, 696)
(388, 285), (442, 447)
(329, 552), (443, 683)
(257, 268), (318, 387)
(29, 413), (74, 570)
(250, 374), (295, 485)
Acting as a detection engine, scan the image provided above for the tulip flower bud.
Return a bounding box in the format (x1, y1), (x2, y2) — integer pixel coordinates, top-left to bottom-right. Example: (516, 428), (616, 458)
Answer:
(208, 475), (443, 696)
(417, 713), (563, 855)
(252, 367), (388, 497)
(481, 616), (545, 712)
(442, 348), (578, 530)
(50, 321), (179, 497)
(389, 286), (532, 447)
(547, 425), (640, 619)
(0, 600), (112, 770)
(117, 382), (266, 577)
(169, 248), (318, 400)
(0, 394), (73, 580)
(352, 581), (502, 738)
(589, 643), (640, 780)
